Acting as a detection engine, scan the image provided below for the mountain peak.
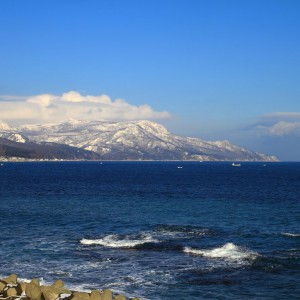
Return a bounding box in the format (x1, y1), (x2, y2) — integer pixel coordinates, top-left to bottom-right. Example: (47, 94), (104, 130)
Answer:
(133, 120), (170, 135)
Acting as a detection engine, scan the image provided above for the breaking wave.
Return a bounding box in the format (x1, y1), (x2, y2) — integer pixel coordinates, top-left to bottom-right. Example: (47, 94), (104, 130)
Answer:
(281, 232), (300, 237)
(80, 233), (158, 249)
(183, 243), (258, 262)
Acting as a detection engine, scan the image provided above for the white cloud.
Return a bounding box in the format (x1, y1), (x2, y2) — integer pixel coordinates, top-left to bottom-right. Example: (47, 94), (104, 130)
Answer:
(0, 91), (171, 125)
(258, 121), (300, 136)
(252, 112), (300, 136)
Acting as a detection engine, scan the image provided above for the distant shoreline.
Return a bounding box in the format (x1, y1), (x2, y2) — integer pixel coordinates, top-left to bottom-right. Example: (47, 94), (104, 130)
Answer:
(0, 158), (282, 163)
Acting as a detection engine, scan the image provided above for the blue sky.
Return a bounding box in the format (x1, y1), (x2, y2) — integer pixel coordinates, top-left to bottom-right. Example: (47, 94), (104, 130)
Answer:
(0, 0), (300, 160)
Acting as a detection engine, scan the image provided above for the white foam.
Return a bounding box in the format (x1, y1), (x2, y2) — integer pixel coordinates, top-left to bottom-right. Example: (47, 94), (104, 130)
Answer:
(49, 271), (73, 277)
(281, 232), (300, 237)
(80, 233), (158, 248)
(63, 283), (92, 293)
(183, 243), (258, 261)
(18, 277), (47, 285)
(155, 225), (211, 238)
(105, 275), (152, 288)
(57, 294), (72, 300)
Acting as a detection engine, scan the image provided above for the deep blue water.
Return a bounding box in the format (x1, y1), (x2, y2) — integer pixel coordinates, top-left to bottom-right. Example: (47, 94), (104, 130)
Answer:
(0, 162), (299, 299)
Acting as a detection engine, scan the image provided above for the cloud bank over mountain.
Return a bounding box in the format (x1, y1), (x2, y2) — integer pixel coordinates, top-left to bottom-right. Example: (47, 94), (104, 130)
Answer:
(252, 112), (300, 137)
(0, 91), (171, 125)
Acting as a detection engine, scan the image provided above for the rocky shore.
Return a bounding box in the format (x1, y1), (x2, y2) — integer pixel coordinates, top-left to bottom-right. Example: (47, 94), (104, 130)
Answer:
(0, 274), (140, 300)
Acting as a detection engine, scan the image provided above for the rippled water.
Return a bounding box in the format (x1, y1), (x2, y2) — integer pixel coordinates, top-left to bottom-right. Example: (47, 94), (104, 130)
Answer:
(0, 162), (299, 299)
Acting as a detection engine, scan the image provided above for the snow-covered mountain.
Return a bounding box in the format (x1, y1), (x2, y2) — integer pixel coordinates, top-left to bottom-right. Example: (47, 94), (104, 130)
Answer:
(0, 119), (278, 161)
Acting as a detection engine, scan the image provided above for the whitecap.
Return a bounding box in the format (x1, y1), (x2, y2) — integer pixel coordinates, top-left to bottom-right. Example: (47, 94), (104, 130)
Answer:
(80, 233), (158, 248)
(281, 232), (300, 237)
(183, 243), (258, 262)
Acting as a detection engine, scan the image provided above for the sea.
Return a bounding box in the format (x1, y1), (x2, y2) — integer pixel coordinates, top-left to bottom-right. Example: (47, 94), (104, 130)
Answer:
(0, 161), (299, 300)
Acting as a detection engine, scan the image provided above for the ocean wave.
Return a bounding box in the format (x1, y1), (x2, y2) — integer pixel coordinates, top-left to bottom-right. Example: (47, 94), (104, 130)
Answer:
(281, 232), (300, 237)
(183, 243), (258, 262)
(80, 233), (158, 249)
(154, 224), (214, 237)
(47, 270), (73, 277)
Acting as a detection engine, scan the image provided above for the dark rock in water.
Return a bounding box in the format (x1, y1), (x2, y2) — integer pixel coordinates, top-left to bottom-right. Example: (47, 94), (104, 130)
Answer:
(90, 289), (102, 300)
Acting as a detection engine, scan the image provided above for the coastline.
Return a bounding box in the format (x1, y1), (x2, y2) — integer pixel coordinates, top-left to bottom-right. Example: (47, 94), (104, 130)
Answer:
(0, 156), (280, 163)
(0, 274), (140, 300)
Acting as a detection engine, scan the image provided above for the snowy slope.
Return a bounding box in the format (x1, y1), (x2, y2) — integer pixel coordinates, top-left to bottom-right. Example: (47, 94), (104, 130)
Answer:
(11, 119), (278, 161)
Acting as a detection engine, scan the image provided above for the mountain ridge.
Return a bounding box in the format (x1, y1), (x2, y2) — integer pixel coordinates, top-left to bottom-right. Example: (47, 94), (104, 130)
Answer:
(0, 120), (278, 161)
(0, 137), (102, 160)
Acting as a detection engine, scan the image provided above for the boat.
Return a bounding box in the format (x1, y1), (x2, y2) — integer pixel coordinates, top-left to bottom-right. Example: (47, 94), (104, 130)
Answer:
(232, 162), (241, 167)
